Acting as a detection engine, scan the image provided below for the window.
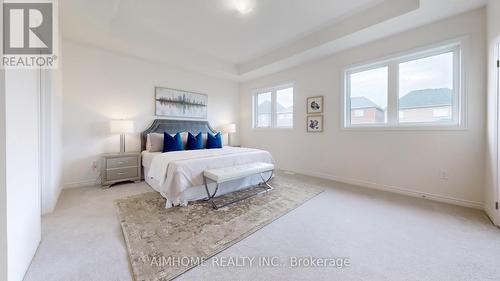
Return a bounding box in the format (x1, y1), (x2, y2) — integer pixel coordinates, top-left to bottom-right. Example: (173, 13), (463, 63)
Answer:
(349, 66), (388, 125)
(253, 84), (294, 128)
(276, 87), (294, 128)
(255, 92), (272, 128)
(399, 52), (454, 123)
(353, 109), (365, 117)
(344, 43), (461, 128)
(433, 107), (450, 118)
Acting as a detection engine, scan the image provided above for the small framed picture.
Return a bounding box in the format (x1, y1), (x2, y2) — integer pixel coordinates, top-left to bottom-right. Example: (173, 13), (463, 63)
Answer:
(307, 96), (323, 114)
(307, 115), (323, 132)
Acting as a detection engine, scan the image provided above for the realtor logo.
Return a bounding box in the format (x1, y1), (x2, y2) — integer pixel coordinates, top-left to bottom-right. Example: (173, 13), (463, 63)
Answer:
(2, 1), (58, 69)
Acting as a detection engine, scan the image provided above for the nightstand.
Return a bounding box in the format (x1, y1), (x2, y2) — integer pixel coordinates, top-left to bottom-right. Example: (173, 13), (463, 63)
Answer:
(101, 152), (141, 188)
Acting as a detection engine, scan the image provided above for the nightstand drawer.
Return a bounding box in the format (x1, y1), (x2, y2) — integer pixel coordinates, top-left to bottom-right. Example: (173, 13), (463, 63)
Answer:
(101, 152), (141, 188)
(106, 167), (138, 181)
(106, 157), (138, 169)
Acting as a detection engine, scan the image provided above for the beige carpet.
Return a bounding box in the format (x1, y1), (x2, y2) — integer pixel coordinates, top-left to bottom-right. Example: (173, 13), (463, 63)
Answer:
(24, 172), (500, 281)
(115, 179), (323, 281)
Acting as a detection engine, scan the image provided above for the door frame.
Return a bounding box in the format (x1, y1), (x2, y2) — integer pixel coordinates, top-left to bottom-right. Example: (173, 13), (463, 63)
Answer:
(39, 69), (51, 214)
(495, 42), (500, 226)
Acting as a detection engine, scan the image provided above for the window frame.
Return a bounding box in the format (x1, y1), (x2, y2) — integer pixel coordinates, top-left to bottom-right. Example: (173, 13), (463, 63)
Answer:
(252, 83), (294, 129)
(342, 41), (464, 130)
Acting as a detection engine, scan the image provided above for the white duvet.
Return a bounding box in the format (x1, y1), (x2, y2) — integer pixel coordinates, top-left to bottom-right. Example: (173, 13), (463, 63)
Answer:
(147, 147), (274, 203)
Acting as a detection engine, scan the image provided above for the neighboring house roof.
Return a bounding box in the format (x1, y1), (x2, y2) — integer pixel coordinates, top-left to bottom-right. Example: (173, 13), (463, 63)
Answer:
(399, 88), (452, 109)
(350, 97), (383, 110)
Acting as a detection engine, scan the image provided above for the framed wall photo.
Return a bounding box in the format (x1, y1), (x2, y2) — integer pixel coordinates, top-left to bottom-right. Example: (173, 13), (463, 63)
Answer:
(155, 87), (208, 119)
(307, 96), (323, 114)
(307, 115), (323, 132)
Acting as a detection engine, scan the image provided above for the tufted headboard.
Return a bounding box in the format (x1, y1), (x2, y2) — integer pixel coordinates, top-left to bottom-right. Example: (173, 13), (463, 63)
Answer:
(140, 119), (216, 151)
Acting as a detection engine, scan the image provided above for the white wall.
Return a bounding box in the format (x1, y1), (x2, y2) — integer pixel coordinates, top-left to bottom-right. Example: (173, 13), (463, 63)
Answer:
(62, 40), (240, 187)
(40, 68), (63, 214)
(485, 0), (500, 225)
(240, 8), (486, 208)
(0, 69), (7, 281)
(40, 2), (64, 214)
(5, 69), (42, 281)
(0, 4), (7, 278)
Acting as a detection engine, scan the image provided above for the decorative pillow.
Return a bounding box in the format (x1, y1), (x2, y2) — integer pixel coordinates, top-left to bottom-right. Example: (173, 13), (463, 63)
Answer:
(146, 133), (164, 152)
(147, 132), (189, 152)
(186, 132), (204, 150)
(206, 132), (223, 149)
(162, 132), (184, 152)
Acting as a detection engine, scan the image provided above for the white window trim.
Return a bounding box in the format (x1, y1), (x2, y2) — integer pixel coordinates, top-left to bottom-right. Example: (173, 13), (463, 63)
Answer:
(342, 39), (466, 130)
(252, 83), (294, 129)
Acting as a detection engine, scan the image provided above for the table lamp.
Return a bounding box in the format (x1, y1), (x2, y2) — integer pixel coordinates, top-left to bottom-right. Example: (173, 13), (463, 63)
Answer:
(110, 119), (134, 153)
(221, 123), (236, 146)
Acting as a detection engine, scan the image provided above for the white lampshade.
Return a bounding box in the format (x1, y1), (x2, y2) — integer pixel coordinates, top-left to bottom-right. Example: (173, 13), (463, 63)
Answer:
(110, 119), (134, 134)
(221, 123), (236, 133)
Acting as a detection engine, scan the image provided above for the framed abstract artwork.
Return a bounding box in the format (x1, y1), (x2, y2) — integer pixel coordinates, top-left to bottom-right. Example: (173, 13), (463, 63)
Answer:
(307, 96), (323, 114)
(307, 115), (323, 132)
(155, 87), (208, 119)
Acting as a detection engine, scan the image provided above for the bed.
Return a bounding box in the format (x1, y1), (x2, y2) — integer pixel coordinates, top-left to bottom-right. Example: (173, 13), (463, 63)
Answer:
(141, 119), (274, 208)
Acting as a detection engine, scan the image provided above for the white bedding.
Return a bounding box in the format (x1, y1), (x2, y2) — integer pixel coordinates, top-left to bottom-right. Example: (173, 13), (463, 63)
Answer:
(142, 151), (161, 169)
(143, 147), (274, 206)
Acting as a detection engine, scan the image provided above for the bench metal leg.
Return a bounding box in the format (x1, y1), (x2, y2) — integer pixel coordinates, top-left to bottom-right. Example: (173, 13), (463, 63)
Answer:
(259, 170), (274, 191)
(203, 176), (220, 209)
(203, 170), (274, 210)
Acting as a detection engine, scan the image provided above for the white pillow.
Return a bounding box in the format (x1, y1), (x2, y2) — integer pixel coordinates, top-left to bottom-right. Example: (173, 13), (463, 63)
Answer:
(180, 132), (188, 147)
(146, 132), (189, 152)
(202, 133), (208, 147)
(146, 133), (163, 152)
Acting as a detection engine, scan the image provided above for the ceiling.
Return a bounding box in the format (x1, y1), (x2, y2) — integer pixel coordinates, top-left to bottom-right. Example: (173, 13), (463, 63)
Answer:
(62, 0), (487, 81)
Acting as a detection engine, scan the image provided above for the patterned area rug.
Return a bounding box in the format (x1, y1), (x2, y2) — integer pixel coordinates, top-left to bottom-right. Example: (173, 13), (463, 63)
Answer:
(115, 177), (323, 281)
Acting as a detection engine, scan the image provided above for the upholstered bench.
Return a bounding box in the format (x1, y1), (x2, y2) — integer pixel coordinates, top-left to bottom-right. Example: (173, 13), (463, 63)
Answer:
(203, 162), (274, 209)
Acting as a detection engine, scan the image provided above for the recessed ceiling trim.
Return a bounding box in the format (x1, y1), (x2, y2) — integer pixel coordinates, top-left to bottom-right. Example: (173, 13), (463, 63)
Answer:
(62, 0), (488, 82)
(238, 0), (420, 75)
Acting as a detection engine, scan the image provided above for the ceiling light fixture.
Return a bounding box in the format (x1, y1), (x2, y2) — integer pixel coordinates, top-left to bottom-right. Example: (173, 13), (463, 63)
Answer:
(230, 0), (255, 15)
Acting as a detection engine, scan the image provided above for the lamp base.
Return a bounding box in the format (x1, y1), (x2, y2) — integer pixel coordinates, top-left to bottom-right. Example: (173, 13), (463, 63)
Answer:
(120, 134), (126, 153)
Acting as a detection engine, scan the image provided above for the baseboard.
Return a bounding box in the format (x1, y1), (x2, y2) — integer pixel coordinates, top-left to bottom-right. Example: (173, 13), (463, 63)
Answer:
(63, 179), (99, 189)
(41, 182), (65, 215)
(284, 169), (484, 210)
(65, 170), (484, 209)
(484, 206), (499, 226)
(50, 184), (64, 211)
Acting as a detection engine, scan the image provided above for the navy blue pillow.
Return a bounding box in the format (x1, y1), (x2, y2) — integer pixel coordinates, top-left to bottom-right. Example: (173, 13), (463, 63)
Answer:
(206, 132), (223, 149)
(186, 132), (203, 150)
(162, 132), (183, 152)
